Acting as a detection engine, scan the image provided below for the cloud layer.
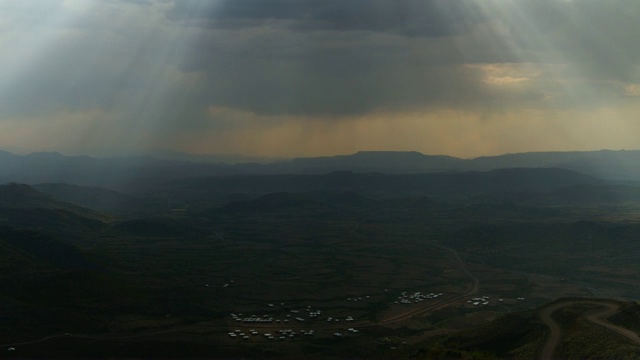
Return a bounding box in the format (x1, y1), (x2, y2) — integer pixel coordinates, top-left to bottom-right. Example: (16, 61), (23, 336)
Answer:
(0, 0), (638, 157)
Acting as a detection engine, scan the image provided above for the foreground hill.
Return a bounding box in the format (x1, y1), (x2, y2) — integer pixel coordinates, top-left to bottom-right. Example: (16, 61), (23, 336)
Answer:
(0, 226), (137, 343)
(408, 298), (640, 359)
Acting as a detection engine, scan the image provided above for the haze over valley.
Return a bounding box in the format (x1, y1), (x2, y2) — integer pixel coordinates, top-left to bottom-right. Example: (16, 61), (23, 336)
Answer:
(2, 148), (640, 358)
(2, 0), (640, 358)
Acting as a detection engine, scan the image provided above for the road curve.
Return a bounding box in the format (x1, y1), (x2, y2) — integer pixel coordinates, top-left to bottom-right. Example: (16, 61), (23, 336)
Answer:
(585, 303), (640, 343)
(539, 299), (640, 360)
(539, 301), (570, 360)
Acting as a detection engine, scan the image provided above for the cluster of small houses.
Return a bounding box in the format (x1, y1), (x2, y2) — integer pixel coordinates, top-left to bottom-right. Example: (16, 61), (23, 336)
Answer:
(207, 280), (234, 288)
(467, 296), (493, 306)
(228, 329), (317, 340)
(394, 291), (443, 304)
(230, 303), (357, 324)
(230, 313), (276, 323)
(466, 296), (526, 306)
(225, 289), (528, 342)
(227, 326), (363, 340)
(286, 306), (323, 320)
(226, 302), (361, 340)
(334, 328), (359, 337)
(226, 327), (364, 340)
(227, 327), (362, 340)
(326, 316), (354, 322)
(227, 329), (254, 339)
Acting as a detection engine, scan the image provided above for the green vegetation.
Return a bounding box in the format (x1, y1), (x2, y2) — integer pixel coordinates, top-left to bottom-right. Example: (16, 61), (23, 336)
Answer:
(3, 175), (640, 358)
(412, 311), (545, 359)
(555, 306), (640, 359)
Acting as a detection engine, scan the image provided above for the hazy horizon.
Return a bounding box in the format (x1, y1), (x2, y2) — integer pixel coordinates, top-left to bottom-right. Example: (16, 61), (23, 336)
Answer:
(2, 146), (640, 162)
(1, 1), (638, 158)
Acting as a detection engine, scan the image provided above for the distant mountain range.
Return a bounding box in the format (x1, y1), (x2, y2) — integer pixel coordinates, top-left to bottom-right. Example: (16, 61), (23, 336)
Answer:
(269, 150), (640, 180)
(1, 149), (640, 190)
(0, 150), (243, 190)
(146, 149), (284, 165)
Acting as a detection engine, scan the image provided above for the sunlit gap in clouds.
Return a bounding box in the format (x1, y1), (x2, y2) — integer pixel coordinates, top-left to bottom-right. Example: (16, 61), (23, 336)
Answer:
(395, 0), (557, 156)
(525, 0), (637, 152)
(446, 0), (639, 155)
(463, 0), (576, 116)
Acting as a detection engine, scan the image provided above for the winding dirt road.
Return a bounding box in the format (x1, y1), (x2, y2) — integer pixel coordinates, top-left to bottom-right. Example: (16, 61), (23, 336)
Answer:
(539, 299), (640, 360)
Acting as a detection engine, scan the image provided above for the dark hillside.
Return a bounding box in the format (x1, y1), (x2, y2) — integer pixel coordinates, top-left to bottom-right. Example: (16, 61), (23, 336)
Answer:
(0, 183), (109, 242)
(305, 190), (374, 206)
(609, 302), (640, 333)
(469, 150), (640, 180)
(0, 183), (107, 216)
(546, 184), (640, 204)
(166, 168), (602, 203)
(108, 218), (200, 238)
(0, 226), (96, 270)
(0, 183), (64, 209)
(219, 192), (323, 214)
(414, 311), (544, 359)
(413, 299), (640, 360)
(33, 183), (147, 214)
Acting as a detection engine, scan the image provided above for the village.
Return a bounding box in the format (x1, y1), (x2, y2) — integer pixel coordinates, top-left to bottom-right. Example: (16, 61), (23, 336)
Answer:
(221, 286), (529, 343)
(465, 296), (526, 307)
(226, 304), (358, 341)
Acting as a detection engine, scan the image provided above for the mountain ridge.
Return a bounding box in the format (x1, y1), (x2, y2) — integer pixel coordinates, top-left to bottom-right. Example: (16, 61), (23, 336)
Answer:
(0, 149), (639, 190)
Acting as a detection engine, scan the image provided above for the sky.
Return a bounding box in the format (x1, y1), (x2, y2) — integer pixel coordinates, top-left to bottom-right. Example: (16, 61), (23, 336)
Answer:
(0, 0), (638, 158)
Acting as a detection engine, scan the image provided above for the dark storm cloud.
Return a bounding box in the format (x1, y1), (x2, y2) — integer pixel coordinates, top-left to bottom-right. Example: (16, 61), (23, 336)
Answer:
(162, 0), (497, 116)
(1, 0), (640, 157)
(180, 44), (495, 116)
(3, 0), (637, 121)
(181, 0), (639, 116)
(168, 0), (483, 37)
